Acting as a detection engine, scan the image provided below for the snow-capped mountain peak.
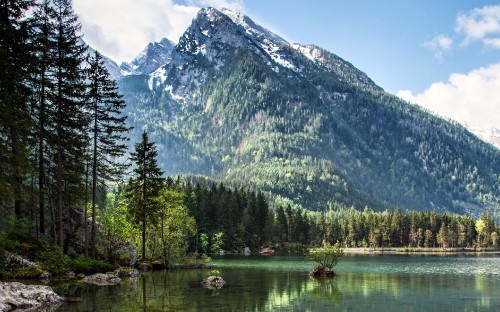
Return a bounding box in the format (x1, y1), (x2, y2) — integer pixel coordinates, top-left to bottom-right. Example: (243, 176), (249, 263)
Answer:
(120, 38), (175, 75)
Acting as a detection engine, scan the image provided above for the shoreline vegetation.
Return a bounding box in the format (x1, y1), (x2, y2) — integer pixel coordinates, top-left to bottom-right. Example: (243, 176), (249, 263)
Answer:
(342, 247), (500, 254)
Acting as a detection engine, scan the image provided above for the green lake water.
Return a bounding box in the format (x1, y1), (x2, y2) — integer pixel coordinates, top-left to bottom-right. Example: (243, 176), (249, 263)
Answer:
(55, 254), (500, 311)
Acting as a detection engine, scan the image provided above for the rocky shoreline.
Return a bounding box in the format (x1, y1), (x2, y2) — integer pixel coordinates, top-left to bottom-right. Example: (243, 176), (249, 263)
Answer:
(0, 282), (62, 312)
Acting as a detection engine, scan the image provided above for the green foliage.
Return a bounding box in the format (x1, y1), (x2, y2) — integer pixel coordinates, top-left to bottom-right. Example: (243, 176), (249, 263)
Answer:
(99, 194), (139, 261)
(181, 254), (212, 268)
(127, 131), (164, 260)
(37, 244), (69, 276)
(200, 233), (209, 254)
(0, 266), (45, 280)
(153, 185), (196, 267)
(210, 270), (220, 277)
(66, 257), (119, 275)
(308, 242), (344, 270)
(36, 244), (118, 276)
(211, 232), (224, 253)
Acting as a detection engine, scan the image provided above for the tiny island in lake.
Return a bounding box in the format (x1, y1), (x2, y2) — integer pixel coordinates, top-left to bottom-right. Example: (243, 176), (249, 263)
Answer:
(1, 0), (500, 311)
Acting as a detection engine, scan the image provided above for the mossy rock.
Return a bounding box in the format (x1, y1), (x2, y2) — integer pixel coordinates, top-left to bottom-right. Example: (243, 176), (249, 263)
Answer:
(201, 276), (226, 289)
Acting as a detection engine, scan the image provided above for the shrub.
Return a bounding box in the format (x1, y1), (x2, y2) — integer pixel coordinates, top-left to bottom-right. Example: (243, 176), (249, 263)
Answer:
(37, 244), (70, 276)
(67, 257), (119, 275)
(307, 242), (344, 271)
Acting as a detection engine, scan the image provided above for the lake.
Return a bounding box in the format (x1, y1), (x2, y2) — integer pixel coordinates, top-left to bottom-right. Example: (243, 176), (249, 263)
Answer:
(55, 254), (500, 311)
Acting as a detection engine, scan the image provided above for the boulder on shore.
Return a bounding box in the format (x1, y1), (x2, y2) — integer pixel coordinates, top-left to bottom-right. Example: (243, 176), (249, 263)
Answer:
(244, 247), (251, 256)
(82, 272), (121, 286)
(3, 252), (49, 280)
(0, 281), (61, 312)
(259, 247), (275, 255)
(201, 276), (226, 290)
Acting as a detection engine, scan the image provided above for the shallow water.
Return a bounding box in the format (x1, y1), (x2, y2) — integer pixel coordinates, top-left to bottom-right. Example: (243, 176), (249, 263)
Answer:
(55, 254), (500, 311)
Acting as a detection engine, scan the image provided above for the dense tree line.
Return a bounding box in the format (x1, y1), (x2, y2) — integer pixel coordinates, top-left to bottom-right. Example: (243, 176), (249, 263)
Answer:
(305, 207), (499, 249)
(111, 174), (500, 255)
(0, 0), (127, 257)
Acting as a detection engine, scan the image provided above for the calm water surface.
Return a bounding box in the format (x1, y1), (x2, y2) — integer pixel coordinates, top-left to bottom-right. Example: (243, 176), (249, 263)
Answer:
(55, 254), (500, 311)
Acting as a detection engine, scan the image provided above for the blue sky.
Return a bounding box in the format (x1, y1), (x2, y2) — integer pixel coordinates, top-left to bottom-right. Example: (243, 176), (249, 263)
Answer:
(244, 0), (498, 93)
(74, 0), (500, 130)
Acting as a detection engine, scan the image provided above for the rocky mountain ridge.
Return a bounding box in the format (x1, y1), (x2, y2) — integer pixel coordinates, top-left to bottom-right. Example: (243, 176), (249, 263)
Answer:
(106, 7), (498, 214)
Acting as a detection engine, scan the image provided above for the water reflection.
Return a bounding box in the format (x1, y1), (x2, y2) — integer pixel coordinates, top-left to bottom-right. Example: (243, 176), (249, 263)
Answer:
(55, 255), (500, 311)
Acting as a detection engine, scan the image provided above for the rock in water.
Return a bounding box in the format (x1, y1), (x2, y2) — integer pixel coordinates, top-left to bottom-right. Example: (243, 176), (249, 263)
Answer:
(82, 272), (121, 286)
(201, 276), (226, 289)
(0, 281), (62, 311)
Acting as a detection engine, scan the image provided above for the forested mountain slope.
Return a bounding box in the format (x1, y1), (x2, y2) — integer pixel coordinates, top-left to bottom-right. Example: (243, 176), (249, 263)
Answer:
(117, 8), (499, 214)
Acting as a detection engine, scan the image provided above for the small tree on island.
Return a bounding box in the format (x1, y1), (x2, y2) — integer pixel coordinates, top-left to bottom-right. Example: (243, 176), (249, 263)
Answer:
(308, 241), (344, 278)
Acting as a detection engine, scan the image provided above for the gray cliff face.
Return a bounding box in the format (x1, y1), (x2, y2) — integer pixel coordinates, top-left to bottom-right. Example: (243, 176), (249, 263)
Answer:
(144, 7), (378, 102)
(120, 38), (175, 75)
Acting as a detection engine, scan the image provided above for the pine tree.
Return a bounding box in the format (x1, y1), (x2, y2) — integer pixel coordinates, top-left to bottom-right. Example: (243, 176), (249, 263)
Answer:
(50, 0), (88, 246)
(127, 131), (164, 261)
(0, 0), (34, 218)
(30, 0), (56, 235)
(87, 50), (129, 258)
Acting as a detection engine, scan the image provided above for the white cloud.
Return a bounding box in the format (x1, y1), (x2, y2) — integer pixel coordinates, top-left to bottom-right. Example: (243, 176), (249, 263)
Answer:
(73, 0), (246, 64)
(397, 63), (500, 129)
(424, 34), (453, 60)
(456, 5), (500, 47)
(186, 0), (245, 12)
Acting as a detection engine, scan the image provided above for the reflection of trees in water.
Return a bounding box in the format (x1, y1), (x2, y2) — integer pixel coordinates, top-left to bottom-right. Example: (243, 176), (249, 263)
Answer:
(53, 266), (499, 311)
(257, 271), (343, 309)
(303, 278), (343, 304)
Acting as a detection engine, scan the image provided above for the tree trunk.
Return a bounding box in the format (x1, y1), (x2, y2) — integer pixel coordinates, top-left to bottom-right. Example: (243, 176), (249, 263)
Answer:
(39, 67), (46, 235)
(91, 99), (98, 258)
(84, 160), (89, 257)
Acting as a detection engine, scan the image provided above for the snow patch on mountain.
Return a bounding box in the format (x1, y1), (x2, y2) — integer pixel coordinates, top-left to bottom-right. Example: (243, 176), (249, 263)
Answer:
(468, 127), (500, 149)
(148, 67), (167, 91)
(165, 85), (184, 101)
(121, 38), (174, 75)
(292, 44), (321, 63)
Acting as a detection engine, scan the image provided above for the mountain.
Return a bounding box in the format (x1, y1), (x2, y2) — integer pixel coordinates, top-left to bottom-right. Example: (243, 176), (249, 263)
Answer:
(82, 40), (123, 80)
(117, 7), (500, 215)
(120, 38), (175, 75)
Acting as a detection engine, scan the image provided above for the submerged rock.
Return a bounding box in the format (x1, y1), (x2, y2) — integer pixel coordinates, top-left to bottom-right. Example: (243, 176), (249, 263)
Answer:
(114, 268), (140, 278)
(201, 276), (226, 289)
(0, 281), (62, 311)
(82, 272), (121, 286)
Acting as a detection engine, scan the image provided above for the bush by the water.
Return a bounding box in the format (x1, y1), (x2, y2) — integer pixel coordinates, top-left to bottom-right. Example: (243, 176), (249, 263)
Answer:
(308, 242), (344, 278)
(37, 245), (118, 276)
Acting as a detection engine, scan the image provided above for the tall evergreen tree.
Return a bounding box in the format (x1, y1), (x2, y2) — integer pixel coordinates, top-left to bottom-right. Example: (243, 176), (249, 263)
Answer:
(87, 50), (129, 258)
(30, 0), (56, 235)
(0, 0), (34, 219)
(49, 0), (88, 246)
(127, 131), (164, 261)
